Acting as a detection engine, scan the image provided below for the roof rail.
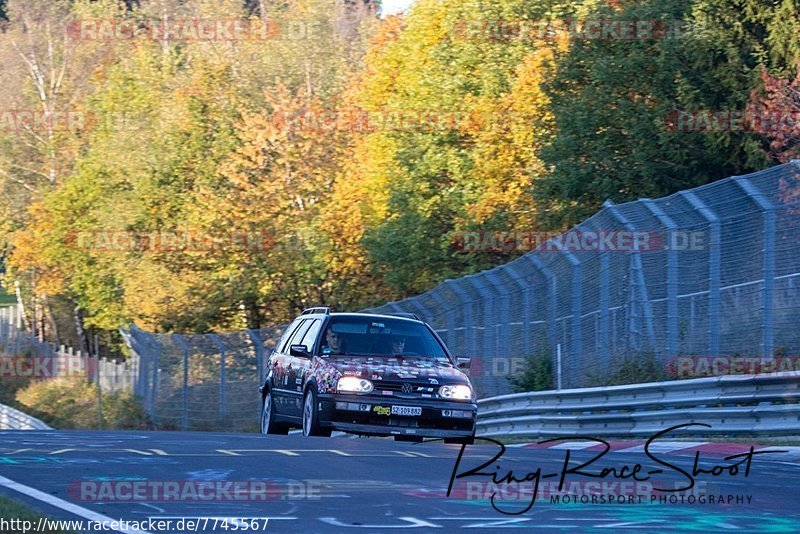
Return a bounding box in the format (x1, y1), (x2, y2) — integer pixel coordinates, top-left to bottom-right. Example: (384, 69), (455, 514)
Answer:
(387, 312), (421, 321)
(302, 307), (330, 315)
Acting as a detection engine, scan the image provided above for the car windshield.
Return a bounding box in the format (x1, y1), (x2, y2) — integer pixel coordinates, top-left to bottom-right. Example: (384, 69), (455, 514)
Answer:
(318, 316), (450, 362)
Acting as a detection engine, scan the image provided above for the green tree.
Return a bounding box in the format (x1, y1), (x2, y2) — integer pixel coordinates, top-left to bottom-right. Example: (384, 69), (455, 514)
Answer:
(537, 0), (798, 228)
(509, 354), (554, 392)
(351, 0), (580, 295)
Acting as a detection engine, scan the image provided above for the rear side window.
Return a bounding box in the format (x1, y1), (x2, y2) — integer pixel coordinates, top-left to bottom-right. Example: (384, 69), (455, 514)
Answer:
(280, 319), (309, 353)
(276, 319), (301, 354)
(299, 319), (322, 352)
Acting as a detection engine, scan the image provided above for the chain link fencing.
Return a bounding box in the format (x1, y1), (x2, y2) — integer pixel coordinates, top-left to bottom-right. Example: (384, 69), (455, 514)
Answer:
(9, 161), (799, 431)
(365, 161), (800, 396)
(121, 325), (284, 432)
(0, 304), (134, 397)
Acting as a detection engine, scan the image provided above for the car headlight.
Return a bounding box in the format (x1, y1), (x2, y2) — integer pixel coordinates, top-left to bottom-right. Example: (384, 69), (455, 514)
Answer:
(438, 384), (472, 401)
(337, 376), (374, 393)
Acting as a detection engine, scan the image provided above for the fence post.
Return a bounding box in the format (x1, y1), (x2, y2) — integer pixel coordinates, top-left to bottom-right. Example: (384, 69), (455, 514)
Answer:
(428, 290), (453, 347)
(484, 272), (513, 361)
(144, 332), (161, 419)
(407, 300), (433, 328)
(209, 335), (226, 421)
(527, 255), (557, 357)
(466, 277), (497, 393)
(605, 201), (656, 352)
(643, 199), (679, 358)
(681, 191), (720, 356)
(172, 334), (190, 431)
(247, 329), (266, 418)
(734, 178), (776, 358)
(0, 307), (7, 351)
(557, 249), (582, 388)
(444, 280), (474, 357)
(586, 218), (611, 367)
(503, 264), (532, 357)
(246, 329), (264, 387)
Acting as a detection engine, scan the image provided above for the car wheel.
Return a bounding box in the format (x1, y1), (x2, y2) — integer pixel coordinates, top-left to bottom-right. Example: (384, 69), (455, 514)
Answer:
(302, 389), (332, 437)
(261, 390), (289, 435)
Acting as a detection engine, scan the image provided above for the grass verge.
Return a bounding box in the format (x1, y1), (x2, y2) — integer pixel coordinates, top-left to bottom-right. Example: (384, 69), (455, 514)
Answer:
(14, 377), (151, 430)
(0, 495), (74, 533)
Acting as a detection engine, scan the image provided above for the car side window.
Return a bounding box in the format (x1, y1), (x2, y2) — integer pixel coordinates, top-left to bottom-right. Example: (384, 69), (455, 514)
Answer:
(276, 320), (301, 354)
(285, 319), (314, 351)
(299, 319), (322, 352)
(280, 319), (308, 354)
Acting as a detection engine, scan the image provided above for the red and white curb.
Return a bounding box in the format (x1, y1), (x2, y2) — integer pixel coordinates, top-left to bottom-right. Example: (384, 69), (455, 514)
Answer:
(508, 440), (800, 462)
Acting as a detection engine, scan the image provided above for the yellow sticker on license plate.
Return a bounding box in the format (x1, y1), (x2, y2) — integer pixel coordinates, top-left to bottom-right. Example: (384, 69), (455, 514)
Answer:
(391, 406), (422, 416)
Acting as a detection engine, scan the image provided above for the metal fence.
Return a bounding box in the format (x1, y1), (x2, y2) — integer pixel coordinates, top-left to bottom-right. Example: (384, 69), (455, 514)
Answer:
(0, 402), (52, 430)
(0, 304), (133, 393)
(0, 305), (55, 358)
(366, 161), (800, 396)
(5, 161), (800, 429)
(121, 325), (284, 432)
(115, 161), (800, 430)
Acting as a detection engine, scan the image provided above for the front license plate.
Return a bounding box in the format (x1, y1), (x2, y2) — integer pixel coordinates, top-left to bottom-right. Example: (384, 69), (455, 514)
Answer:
(391, 406), (422, 416)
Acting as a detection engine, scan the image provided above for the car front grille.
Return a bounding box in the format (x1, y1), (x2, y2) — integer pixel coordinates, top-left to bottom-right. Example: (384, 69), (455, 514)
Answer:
(373, 381), (438, 398)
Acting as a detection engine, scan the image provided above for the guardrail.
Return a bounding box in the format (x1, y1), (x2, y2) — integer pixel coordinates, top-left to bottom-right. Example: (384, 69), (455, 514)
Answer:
(0, 402), (51, 430)
(476, 373), (800, 438)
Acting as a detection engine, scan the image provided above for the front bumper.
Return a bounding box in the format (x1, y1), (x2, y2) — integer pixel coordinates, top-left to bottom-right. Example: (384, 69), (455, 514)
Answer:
(317, 393), (477, 438)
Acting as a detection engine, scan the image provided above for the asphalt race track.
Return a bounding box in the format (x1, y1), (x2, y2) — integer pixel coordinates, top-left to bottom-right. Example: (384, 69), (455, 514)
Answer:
(1, 431), (799, 533)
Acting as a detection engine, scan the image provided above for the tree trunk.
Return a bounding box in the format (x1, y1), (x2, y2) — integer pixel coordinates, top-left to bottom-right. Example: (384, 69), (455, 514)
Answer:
(13, 280), (29, 331)
(244, 295), (261, 330)
(43, 295), (60, 346)
(73, 304), (89, 355)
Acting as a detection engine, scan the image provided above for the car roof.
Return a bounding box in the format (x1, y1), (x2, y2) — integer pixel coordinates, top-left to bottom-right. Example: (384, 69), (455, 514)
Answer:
(299, 311), (424, 324)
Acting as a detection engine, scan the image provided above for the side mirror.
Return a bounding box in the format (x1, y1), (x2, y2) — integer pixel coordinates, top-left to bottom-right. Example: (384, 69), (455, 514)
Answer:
(456, 357), (471, 369)
(290, 345), (311, 358)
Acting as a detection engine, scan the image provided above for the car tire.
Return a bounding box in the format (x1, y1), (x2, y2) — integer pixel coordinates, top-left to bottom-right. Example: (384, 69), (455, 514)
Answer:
(302, 388), (332, 437)
(261, 389), (289, 435)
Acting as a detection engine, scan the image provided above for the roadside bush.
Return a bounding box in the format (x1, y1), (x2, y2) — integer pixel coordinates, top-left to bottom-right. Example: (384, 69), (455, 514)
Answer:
(587, 353), (667, 386)
(15, 378), (150, 430)
(509, 354), (554, 393)
(0, 353), (34, 407)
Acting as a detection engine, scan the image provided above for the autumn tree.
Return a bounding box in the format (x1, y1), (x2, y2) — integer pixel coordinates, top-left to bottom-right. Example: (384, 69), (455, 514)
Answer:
(341, 0), (578, 295)
(747, 66), (800, 162)
(0, 0), (125, 345)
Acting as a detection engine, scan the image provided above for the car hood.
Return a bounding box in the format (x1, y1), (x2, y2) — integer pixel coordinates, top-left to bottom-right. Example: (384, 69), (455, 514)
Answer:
(309, 355), (470, 393)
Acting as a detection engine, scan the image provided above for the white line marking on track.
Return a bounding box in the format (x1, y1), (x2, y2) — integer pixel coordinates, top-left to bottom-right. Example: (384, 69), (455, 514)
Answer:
(48, 448), (76, 455)
(0, 474), (152, 534)
(547, 442), (605, 450)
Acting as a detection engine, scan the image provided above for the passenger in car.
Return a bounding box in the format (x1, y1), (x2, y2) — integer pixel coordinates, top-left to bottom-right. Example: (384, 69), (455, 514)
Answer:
(391, 336), (407, 356)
